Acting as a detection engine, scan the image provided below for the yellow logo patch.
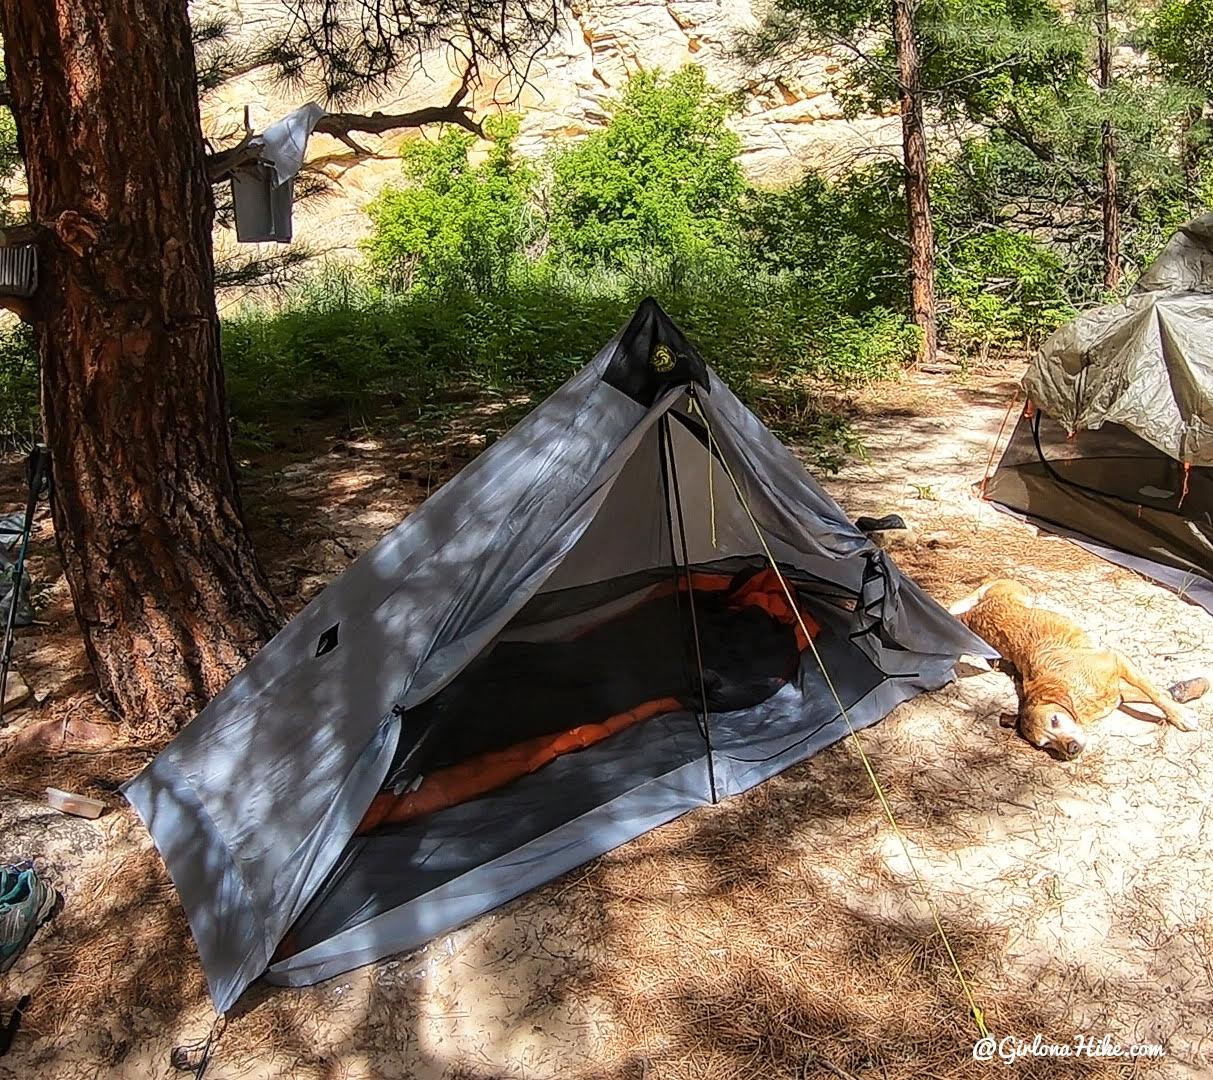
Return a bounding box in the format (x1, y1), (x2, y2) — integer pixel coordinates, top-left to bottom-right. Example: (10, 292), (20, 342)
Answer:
(650, 344), (676, 372)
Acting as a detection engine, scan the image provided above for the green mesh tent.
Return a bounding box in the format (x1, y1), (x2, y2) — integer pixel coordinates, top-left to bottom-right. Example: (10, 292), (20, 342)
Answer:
(986, 216), (1213, 612)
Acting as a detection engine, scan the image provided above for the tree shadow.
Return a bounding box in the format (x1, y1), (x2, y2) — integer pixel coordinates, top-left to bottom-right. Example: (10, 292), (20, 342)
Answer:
(0, 367), (1201, 1077)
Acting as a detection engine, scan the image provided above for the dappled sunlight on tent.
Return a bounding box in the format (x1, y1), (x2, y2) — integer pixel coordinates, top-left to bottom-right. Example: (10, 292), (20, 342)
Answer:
(124, 298), (989, 1013)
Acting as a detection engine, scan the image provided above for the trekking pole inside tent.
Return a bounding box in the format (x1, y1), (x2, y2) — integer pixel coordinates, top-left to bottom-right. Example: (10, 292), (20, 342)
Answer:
(657, 414), (717, 804)
(0, 445), (49, 728)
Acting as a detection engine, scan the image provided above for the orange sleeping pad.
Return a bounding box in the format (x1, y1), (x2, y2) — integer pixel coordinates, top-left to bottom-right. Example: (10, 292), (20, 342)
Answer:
(355, 568), (819, 835)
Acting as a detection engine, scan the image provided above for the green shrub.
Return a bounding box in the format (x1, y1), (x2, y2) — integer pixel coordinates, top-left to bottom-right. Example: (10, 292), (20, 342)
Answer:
(362, 115), (535, 294)
(220, 259), (911, 463)
(940, 228), (1073, 352)
(742, 152), (1076, 354)
(739, 163), (909, 313)
(547, 67), (746, 270)
(0, 322), (38, 439)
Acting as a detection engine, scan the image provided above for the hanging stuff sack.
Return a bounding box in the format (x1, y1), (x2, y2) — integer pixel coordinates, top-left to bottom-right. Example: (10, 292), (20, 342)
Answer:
(231, 163), (295, 244)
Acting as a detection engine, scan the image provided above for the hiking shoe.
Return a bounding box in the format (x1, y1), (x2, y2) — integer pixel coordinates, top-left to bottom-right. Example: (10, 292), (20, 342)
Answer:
(0, 864), (56, 973)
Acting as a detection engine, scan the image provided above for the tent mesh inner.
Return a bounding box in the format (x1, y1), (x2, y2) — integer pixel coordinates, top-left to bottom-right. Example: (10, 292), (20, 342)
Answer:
(998, 411), (1210, 520)
(276, 557), (884, 961)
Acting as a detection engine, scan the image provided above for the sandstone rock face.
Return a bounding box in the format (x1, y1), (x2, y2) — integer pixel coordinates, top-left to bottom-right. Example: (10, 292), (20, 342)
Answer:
(195, 0), (898, 256)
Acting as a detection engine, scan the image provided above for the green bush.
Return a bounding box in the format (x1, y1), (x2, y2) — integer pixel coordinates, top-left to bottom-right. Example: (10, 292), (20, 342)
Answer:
(362, 115), (535, 294)
(6, 66), (1068, 467)
(739, 163), (908, 313)
(547, 67), (746, 270)
(940, 228), (1073, 352)
(0, 55), (21, 226)
(0, 322), (38, 439)
(225, 64), (922, 456)
(742, 151), (1076, 354)
(220, 259), (909, 459)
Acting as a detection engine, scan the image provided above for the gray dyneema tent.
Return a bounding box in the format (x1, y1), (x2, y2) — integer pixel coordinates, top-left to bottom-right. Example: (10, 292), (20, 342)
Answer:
(125, 298), (989, 1012)
(985, 215), (1213, 612)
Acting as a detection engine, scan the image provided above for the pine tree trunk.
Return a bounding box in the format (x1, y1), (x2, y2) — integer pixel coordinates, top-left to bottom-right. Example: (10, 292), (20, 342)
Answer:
(891, 0), (938, 365)
(0, 0), (281, 735)
(1096, 0), (1121, 290)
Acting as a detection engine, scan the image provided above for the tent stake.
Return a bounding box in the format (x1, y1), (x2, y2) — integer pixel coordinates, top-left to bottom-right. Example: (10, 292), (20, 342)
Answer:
(658, 414), (717, 804)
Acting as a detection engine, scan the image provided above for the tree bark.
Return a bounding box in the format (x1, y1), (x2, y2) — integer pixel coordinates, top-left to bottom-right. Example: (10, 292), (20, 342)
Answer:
(1096, 0), (1120, 290)
(891, 0), (938, 365)
(0, 0), (281, 735)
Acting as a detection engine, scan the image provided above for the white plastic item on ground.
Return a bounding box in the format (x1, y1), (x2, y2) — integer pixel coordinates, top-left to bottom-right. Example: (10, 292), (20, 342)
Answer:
(45, 787), (105, 819)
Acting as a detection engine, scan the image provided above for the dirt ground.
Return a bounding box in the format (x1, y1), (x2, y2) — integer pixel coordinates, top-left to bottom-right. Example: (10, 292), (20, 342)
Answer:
(1, 364), (1211, 1079)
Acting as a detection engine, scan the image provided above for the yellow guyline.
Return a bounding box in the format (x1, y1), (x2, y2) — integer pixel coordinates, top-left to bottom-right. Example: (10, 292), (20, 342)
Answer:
(686, 393), (991, 1041)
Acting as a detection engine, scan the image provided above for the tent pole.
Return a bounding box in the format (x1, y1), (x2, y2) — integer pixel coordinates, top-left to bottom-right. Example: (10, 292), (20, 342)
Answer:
(658, 413), (718, 804)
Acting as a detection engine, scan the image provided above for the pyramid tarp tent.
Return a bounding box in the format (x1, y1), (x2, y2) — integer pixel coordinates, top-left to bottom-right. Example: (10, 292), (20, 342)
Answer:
(125, 299), (990, 1012)
(986, 215), (1213, 611)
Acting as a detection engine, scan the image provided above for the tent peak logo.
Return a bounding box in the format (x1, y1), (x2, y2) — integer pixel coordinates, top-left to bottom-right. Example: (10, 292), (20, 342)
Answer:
(650, 344), (676, 373)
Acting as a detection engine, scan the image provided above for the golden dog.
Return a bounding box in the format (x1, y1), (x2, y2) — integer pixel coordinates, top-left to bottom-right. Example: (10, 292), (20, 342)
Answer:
(949, 579), (1202, 759)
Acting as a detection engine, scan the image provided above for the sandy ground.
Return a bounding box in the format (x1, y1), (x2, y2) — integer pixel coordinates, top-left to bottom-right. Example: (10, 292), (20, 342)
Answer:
(1, 365), (1211, 1079)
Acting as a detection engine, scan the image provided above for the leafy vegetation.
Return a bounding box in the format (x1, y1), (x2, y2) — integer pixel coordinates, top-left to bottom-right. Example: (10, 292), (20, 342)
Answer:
(546, 67), (745, 272)
(0, 323), (38, 442)
(0, 54), (21, 225)
(1152, 0), (1213, 100)
(215, 68), (922, 468)
(744, 0), (1213, 298)
(219, 260), (908, 468)
(363, 116), (536, 294)
(6, 0), (1213, 466)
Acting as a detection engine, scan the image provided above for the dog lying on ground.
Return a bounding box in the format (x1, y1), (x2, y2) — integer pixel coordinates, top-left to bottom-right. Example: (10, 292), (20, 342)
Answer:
(949, 579), (1206, 759)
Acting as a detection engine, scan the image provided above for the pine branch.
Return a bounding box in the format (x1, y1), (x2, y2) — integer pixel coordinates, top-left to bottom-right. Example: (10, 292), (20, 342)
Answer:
(192, 13), (272, 96)
(205, 54), (486, 183)
(214, 245), (317, 291)
(315, 101), (483, 142)
(996, 102), (1101, 200)
(272, 0), (561, 106)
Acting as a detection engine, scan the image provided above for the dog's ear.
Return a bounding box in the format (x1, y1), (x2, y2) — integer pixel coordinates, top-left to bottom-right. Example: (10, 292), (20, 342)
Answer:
(1058, 689), (1080, 721)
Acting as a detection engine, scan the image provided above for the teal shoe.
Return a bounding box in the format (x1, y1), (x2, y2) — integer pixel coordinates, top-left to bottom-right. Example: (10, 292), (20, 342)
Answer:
(0, 863), (56, 973)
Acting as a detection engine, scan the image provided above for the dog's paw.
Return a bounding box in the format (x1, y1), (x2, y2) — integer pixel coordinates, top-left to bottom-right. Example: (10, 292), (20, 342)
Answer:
(1168, 707), (1199, 732)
